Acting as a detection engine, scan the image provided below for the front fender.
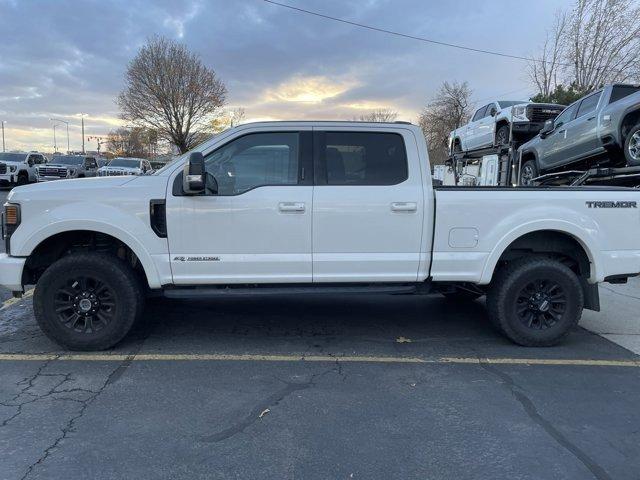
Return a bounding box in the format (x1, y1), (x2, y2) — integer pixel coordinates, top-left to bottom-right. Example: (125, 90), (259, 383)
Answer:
(12, 202), (167, 289)
(479, 219), (602, 284)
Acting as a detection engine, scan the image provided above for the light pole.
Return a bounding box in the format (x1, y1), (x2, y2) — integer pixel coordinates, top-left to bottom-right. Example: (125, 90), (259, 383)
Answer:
(53, 124), (58, 152)
(50, 118), (70, 154)
(80, 113), (86, 154)
(1, 121), (6, 152)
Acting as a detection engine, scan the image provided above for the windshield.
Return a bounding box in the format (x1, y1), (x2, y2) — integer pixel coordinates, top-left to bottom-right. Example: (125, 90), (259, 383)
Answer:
(0, 153), (26, 163)
(107, 158), (140, 168)
(498, 100), (527, 108)
(50, 155), (83, 166)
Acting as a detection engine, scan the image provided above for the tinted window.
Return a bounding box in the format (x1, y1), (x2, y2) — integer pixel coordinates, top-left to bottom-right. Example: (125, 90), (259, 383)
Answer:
(609, 85), (640, 104)
(205, 132), (299, 195)
(576, 92), (601, 118)
(553, 103), (578, 128)
(109, 158), (140, 168)
(472, 106), (487, 122)
(321, 132), (407, 186)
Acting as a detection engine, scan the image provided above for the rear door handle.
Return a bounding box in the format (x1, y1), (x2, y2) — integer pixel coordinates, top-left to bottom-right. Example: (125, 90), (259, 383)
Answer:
(391, 202), (417, 212)
(278, 202), (305, 213)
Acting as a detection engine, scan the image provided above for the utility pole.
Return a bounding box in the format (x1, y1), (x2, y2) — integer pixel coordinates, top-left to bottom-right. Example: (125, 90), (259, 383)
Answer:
(1, 121), (5, 152)
(81, 114), (86, 153)
(53, 124), (58, 152)
(50, 118), (70, 153)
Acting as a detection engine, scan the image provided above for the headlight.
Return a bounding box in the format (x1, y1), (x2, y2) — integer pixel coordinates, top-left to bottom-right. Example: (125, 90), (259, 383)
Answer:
(512, 105), (528, 121)
(68, 169), (76, 176)
(9, 166), (17, 172)
(2, 203), (20, 243)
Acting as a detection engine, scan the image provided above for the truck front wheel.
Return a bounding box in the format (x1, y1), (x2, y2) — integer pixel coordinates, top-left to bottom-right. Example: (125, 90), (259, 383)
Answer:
(519, 160), (538, 186)
(34, 252), (143, 351)
(496, 125), (510, 146)
(487, 257), (583, 346)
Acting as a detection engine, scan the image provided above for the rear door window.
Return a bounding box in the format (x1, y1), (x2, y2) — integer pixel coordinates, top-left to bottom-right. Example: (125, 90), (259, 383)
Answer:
(609, 85), (640, 104)
(471, 106), (488, 122)
(316, 132), (408, 186)
(576, 92), (601, 118)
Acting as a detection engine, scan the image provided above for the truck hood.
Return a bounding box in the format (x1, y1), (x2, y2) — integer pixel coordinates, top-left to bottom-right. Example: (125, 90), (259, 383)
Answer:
(8, 176), (135, 198)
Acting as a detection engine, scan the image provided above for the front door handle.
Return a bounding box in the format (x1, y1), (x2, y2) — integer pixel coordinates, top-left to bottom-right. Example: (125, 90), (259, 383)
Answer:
(278, 202), (305, 213)
(391, 202), (417, 212)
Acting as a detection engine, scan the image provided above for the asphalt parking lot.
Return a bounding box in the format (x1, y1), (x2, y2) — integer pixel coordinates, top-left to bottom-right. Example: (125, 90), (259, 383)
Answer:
(1, 187), (640, 480)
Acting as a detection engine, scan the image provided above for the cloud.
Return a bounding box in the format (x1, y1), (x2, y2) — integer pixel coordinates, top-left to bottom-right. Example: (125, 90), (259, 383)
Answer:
(0, 0), (569, 151)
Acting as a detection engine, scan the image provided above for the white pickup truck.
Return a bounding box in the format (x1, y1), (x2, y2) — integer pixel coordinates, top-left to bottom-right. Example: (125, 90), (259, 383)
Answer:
(1, 121), (639, 350)
(450, 100), (564, 153)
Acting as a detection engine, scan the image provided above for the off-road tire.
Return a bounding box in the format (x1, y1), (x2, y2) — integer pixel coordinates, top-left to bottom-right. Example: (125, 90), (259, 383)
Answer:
(486, 257), (583, 346)
(623, 124), (640, 165)
(519, 159), (539, 186)
(34, 252), (142, 350)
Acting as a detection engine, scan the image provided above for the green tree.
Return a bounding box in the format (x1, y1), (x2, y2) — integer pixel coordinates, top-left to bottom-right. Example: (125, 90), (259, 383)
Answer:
(530, 82), (592, 105)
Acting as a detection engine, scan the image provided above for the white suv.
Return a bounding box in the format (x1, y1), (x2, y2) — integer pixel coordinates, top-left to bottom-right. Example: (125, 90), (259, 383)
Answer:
(98, 157), (152, 176)
(0, 152), (45, 187)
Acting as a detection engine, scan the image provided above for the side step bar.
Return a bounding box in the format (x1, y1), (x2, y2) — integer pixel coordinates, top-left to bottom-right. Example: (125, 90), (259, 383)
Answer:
(163, 283), (431, 299)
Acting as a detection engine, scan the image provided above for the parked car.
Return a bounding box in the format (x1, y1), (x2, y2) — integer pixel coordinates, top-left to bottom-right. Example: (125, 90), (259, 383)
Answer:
(518, 84), (640, 184)
(450, 100), (565, 153)
(36, 155), (99, 181)
(2, 121), (639, 351)
(98, 157), (153, 176)
(0, 152), (46, 187)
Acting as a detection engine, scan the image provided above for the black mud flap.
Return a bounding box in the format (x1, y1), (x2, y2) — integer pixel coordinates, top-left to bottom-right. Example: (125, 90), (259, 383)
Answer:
(582, 280), (600, 312)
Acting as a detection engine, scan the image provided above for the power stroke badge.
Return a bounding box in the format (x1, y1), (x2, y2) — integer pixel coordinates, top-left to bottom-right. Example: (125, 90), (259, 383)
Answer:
(173, 256), (220, 262)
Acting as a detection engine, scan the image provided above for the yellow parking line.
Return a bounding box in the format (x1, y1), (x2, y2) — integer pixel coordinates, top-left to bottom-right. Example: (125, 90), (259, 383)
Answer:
(0, 288), (34, 311)
(0, 353), (637, 367)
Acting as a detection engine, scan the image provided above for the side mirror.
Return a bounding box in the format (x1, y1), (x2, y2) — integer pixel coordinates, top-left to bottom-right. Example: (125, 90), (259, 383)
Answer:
(182, 152), (206, 194)
(28, 158), (34, 167)
(540, 119), (554, 138)
(489, 108), (497, 117)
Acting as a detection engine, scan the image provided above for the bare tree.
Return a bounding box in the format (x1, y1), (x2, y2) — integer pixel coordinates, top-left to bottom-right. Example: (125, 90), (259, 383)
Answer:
(358, 108), (398, 122)
(418, 81), (472, 165)
(211, 107), (247, 133)
(529, 0), (640, 97)
(566, 0), (640, 90)
(106, 127), (160, 158)
(528, 11), (567, 99)
(117, 36), (227, 153)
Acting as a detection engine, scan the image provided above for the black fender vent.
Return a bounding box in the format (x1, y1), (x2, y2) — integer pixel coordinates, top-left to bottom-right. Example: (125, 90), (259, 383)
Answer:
(149, 199), (167, 238)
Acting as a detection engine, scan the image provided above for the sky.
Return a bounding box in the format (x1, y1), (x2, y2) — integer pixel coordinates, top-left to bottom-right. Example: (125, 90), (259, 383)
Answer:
(0, 0), (570, 152)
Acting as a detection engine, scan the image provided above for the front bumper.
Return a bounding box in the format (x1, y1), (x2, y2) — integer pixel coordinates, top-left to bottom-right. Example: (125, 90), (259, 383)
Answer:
(512, 121), (545, 134)
(0, 254), (26, 292)
(0, 173), (17, 186)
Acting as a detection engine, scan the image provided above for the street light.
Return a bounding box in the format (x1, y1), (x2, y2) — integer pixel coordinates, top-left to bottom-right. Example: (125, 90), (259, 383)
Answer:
(1, 121), (6, 152)
(80, 113), (87, 154)
(50, 118), (69, 154)
(53, 123), (58, 152)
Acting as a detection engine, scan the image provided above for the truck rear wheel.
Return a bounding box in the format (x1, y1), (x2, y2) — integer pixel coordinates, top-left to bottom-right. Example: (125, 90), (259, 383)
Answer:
(486, 257), (583, 346)
(34, 252), (143, 351)
(624, 124), (640, 165)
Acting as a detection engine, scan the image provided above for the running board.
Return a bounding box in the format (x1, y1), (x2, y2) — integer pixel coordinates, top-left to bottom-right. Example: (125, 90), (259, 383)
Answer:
(162, 283), (429, 299)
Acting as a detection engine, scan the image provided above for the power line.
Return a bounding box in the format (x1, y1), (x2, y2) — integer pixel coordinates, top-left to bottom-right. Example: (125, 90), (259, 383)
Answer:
(262, 0), (545, 65)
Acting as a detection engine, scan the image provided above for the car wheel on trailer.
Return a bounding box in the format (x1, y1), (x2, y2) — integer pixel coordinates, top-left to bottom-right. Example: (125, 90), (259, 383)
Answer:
(624, 124), (640, 165)
(486, 257), (583, 346)
(33, 252), (143, 351)
(519, 160), (538, 186)
(496, 125), (510, 146)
